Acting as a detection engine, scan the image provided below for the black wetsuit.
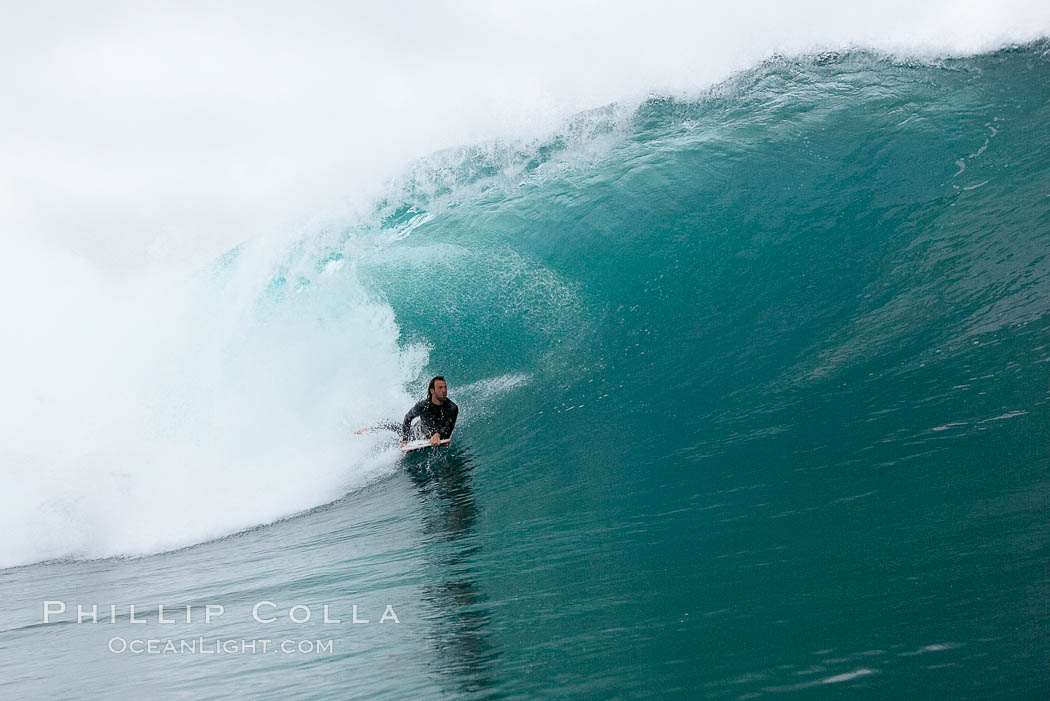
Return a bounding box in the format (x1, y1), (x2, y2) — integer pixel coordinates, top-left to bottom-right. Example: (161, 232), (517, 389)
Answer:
(401, 398), (459, 441)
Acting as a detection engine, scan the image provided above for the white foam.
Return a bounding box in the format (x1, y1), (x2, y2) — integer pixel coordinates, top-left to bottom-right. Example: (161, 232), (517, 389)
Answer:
(0, 235), (427, 568)
(821, 668), (876, 684)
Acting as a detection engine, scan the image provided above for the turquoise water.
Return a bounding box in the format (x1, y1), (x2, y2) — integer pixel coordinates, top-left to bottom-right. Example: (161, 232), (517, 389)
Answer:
(3, 44), (1049, 698)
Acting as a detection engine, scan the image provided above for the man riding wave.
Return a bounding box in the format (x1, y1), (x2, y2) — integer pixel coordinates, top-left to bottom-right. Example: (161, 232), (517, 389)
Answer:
(399, 376), (458, 447)
(356, 376), (459, 448)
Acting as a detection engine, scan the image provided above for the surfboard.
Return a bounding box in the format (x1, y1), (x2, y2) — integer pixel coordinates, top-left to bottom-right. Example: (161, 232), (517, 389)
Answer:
(400, 438), (451, 453)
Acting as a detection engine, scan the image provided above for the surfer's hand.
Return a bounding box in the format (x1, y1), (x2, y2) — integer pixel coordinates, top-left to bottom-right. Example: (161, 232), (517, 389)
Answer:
(400, 441), (407, 447)
(429, 433), (441, 445)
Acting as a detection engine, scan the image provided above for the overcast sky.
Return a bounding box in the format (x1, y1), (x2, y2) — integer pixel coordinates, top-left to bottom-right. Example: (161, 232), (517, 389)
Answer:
(3, 1), (1049, 270)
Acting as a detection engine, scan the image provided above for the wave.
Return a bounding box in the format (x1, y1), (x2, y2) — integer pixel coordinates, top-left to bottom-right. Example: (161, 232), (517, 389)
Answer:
(2, 42), (1049, 568)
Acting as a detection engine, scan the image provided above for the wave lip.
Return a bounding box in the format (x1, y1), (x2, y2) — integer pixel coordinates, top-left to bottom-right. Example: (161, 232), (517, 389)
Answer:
(5, 4), (1050, 264)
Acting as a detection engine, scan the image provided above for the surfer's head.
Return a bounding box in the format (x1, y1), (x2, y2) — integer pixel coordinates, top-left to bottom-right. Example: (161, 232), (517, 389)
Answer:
(428, 376), (447, 404)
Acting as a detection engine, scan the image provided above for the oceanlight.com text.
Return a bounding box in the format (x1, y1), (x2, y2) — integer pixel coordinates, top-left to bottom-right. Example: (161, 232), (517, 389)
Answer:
(108, 637), (335, 655)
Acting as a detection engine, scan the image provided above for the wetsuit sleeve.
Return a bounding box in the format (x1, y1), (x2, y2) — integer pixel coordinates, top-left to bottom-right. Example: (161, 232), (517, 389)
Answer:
(437, 403), (459, 439)
(401, 402), (423, 440)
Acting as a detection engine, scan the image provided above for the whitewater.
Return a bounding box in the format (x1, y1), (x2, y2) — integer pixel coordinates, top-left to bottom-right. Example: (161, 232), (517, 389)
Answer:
(1, 3), (1049, 698)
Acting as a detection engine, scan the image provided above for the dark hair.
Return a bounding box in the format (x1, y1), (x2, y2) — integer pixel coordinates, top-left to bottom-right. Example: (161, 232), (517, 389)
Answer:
(427, 376), (446, 398)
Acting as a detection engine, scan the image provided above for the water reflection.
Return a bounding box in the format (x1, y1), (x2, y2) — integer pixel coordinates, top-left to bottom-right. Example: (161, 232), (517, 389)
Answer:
(404, 446), (502, 697)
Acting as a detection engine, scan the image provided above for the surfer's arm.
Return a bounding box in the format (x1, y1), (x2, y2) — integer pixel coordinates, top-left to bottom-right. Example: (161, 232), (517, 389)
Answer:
(401, 402), (423, 440)
(354, 421), (401, 435)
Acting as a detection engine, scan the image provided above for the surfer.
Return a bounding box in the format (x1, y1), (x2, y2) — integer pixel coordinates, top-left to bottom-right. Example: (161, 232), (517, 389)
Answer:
(400, 376), (458, 447)
(354, 376), (459, 447)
